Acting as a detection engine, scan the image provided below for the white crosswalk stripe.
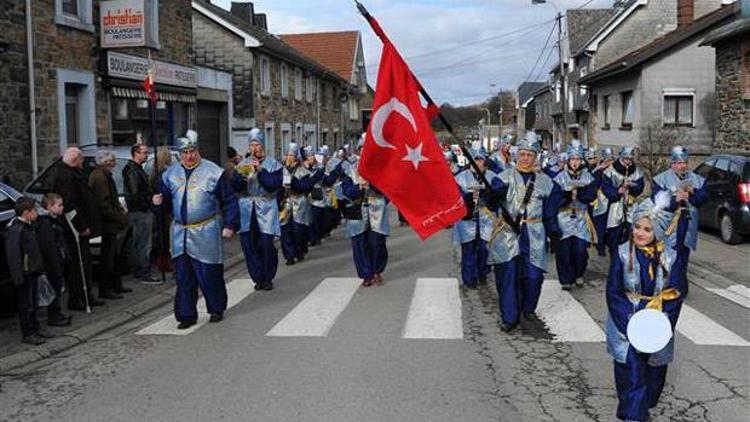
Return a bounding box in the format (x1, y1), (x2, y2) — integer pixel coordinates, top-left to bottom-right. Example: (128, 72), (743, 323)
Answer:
(675, 305), (750, 347)
(537, 281), (606, 343)
(705, 285), (750, 310)
(403, 278), (463, 339)
(136, 278), (256, 336)
(266, 277), (361, 337)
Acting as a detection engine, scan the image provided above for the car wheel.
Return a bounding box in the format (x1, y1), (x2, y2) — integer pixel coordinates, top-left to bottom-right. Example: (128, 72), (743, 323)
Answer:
(720, 214), (742, 245)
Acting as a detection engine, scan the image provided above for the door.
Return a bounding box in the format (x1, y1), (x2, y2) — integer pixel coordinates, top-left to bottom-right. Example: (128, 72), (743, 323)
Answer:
(197, 101), (223, 164)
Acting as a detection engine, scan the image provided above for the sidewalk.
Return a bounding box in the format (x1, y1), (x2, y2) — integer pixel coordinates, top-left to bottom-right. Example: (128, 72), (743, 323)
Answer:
(0, 238), (244, 373)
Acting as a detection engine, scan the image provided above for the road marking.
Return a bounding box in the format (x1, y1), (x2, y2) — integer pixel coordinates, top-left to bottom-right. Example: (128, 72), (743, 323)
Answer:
(706, 285), (750, 310)
(537, 281), (605, 343)
(266, 277), (361, 337)
(403, 278), (463, 339)
(136, 278), (256, 336)
(676, 305), (750, 346)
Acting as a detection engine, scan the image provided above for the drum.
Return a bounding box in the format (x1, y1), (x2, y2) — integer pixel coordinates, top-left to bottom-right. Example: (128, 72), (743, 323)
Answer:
(627, 308), (673, 354)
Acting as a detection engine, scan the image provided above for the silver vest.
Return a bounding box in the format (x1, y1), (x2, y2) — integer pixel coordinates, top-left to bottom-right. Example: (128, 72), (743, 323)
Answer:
(605, 165), (645, 229)
(281, 164), (313, 226)
(653, 169), (705, 251)
(163, 160), (224, 264)
(344, 163), (390, 237)
(555, 169), (596, 243)
(452, 169), (494, 245)
(487, 169), (554, 270)
(238, 156), (282, 237)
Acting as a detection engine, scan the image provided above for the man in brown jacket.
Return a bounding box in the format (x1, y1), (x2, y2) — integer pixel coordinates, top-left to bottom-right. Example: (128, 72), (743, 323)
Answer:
(89, 150), (130, 299)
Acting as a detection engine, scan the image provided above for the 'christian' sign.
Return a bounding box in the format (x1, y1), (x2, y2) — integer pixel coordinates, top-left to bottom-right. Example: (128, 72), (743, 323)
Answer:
(101, 0), (146, 48)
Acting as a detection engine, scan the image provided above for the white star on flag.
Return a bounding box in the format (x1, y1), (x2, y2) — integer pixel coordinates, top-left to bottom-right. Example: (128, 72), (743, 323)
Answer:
(402, 142), (430, 170)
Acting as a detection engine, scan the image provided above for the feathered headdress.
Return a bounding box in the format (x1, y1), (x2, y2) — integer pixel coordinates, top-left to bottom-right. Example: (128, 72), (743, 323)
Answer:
(629, 191), (675, 241)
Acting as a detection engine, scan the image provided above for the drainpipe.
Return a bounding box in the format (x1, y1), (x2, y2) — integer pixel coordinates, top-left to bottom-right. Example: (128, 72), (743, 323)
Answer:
(316, 77), (321, 148)
(25, 0), (38, 177)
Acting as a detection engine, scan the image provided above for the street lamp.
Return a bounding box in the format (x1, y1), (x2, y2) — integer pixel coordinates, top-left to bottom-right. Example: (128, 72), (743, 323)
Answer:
(498, 108), (503, 140)
(483, 107), (491, 149)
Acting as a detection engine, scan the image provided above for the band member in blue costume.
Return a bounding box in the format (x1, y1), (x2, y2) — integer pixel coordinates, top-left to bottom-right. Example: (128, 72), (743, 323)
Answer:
(453, 148), (493, 289)
(651, 146), (708, 295)
(280, 143), (323, 265)
(153, 134), (239, 329)
(340, 151), (390, 287)
(486, 132), (562, 332)
(553, 141), (598, 290)
(602, 147), (645, 256)
(606, 192), (686, 422)
(590, 147), (615, 256)
(235, 128), (283, 291)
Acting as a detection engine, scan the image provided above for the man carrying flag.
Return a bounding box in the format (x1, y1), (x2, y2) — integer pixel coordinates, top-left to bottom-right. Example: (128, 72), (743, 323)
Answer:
(356, 3), (466, 242)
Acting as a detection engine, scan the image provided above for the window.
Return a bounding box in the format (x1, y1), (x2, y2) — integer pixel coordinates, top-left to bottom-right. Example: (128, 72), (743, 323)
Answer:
(621, 91), (634, 127)
(321, 83), (328, 109)
(708, 159), (731, 184)
(349, 97), (359, 120)
(65, 85), (79, 148)
(663, 95), (693, 126)
(603, 95), (611, 128)
(55, 0), (93, 32)
(306, 75), (314, 103)
(694, 162), (712, 179)
(294, 68), (303, 101)
(280, 63), (289, 98)
(0, 189), (15, 213)
(260, 56), (271, 96)
(57, 69), (95, 152)
(264, 122), (275, 156)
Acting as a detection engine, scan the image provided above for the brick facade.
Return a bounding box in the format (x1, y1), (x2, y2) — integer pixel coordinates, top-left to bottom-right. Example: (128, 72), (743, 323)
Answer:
(713, 37), (750, 154)
(0, 0), (193, 188)
(0, 0), (31, 187)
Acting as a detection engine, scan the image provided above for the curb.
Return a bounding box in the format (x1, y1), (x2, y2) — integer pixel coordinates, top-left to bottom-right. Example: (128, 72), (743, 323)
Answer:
(0, 252), (246, 374)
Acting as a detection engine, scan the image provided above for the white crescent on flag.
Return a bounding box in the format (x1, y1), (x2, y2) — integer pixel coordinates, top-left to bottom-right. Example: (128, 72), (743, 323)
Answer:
(370, 97), (417, 150)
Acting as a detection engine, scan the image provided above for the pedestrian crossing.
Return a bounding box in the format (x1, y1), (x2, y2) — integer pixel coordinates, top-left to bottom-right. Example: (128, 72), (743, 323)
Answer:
(705, 285), (750, 310)
(136, 277), (750, 348)
(135, 278), (256, 336)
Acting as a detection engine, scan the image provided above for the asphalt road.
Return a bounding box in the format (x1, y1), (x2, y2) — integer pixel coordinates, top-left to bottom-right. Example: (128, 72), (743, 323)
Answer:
(0, 213), (748, 422)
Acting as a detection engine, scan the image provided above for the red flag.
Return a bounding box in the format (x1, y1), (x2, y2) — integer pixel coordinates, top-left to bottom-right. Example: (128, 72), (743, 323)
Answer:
(142, 69), (158, 104)
(359, 39), (466, 240)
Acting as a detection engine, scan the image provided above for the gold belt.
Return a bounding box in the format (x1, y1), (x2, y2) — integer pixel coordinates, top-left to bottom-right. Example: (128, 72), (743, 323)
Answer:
(627, 288), (681, 312)
(521, 217), (542, 224)
(181, 214), (217, 230)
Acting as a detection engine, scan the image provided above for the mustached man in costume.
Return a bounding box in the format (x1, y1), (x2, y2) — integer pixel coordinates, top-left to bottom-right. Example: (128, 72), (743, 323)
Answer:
(453, 148), (493, 289)
(340, 138), (390, 287)
(553, 141), (599, 290)
(590, 147), (615, 256)
(606, 192), (687, 422)
(280, 143), (323, 266)
(235, 128), (283, 291)
(153, 134), (239, 329)
(651, 146), (707, 295)
(487, 132), (562, 332)
(602, 147), (645, 256)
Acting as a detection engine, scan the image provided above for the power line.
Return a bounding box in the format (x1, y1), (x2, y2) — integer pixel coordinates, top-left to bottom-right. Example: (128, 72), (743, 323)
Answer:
(532, 42), (557, 81)
(523, 20), (556, 82)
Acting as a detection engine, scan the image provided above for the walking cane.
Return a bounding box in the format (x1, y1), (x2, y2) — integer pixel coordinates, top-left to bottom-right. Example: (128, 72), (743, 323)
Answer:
(64, 210), (91, 314)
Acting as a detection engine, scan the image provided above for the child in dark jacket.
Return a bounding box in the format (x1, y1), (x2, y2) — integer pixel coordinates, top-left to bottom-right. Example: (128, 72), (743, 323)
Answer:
(4, 198), (55, 345)
(36, 193), (73, 327)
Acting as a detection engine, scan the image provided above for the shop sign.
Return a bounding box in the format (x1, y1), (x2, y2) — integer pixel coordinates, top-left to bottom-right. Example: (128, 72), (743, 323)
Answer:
(101, 0), (147, 48)
(107, 51), (198, 88)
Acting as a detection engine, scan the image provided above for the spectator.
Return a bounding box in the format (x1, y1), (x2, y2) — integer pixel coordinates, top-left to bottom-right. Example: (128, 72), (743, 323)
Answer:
(89, 150), (130, 299)
(150, 146), (173, 275)
(4, 197), (55, 345)
(123, 143), (158, 283)
(36, 193), (72, 327)
(53, 147), (105, 310)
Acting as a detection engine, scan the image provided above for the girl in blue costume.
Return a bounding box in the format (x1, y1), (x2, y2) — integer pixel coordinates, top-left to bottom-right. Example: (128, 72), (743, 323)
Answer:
(605, 192), (687, 421)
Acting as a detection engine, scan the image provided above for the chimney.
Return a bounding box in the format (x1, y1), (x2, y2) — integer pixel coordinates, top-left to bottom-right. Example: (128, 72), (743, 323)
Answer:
(230, 2), (254, 25)
(253, 13), (267, 31)
(677, 0), (694, 27)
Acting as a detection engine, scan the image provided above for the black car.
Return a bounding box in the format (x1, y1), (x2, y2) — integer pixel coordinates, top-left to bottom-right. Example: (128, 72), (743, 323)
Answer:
(694, 154), (750, 244)
(0, 182), (24, 317)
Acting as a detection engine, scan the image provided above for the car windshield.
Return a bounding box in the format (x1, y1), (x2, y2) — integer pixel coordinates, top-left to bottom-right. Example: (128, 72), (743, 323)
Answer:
(0, 189), (15, 213)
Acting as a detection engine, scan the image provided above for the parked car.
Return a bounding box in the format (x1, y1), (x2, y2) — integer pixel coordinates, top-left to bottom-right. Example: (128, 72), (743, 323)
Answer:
(1, 182), (25, 317)
(693, 154), (750, 244)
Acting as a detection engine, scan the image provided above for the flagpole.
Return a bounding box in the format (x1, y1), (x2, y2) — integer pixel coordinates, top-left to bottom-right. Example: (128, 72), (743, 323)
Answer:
(354, 0), (521, 234)
(146, 50), (168, 283)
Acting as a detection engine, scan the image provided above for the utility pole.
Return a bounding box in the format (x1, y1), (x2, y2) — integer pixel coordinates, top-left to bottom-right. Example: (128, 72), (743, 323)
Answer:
(557, 11), (567, 146)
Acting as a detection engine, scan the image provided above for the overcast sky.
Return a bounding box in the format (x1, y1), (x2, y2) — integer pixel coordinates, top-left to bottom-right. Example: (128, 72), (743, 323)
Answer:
(212, 0), (613, 106)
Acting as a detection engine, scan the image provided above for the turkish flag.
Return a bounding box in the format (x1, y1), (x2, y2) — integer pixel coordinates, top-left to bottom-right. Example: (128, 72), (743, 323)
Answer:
(359, 41), (466, 240)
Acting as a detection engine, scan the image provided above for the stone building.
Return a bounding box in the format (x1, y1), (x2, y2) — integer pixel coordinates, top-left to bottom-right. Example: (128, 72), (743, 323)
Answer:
(192, 0), (357, 159)
(701, 0), (750, 154)
(579, 4), (737, 155)
(0, 0), (209, 187)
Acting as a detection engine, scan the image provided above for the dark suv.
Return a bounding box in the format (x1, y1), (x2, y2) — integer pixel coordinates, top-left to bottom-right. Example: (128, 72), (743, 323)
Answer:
(694, 155), (750, 244)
